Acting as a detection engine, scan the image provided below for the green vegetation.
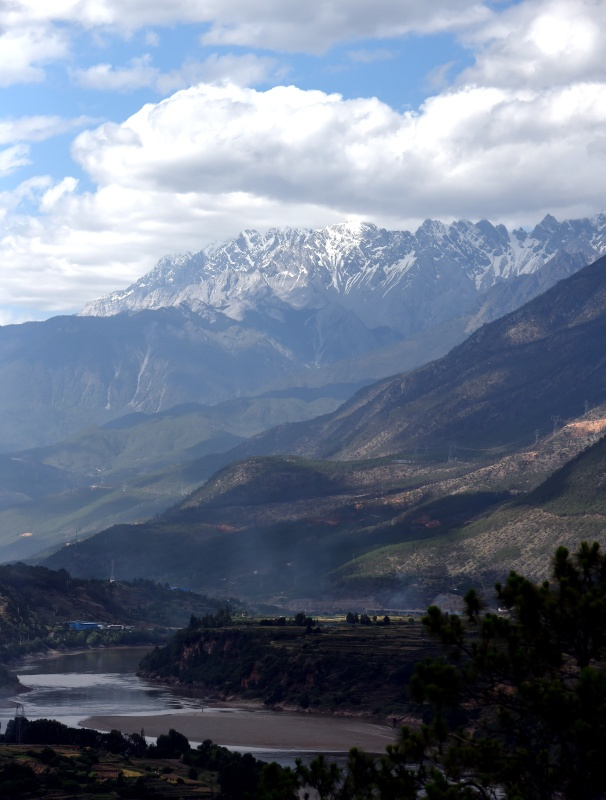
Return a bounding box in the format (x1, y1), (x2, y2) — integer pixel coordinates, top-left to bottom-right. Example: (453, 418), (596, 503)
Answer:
(293, 541), (606, 799)
(0, 390), (351, 563)
(520, 434), (606, 515)
(4, 544), (606, 798)
(0, 722), (298, 799)
(0, 562), (242, 685)
(43, 453), (517, 599)
(140, 616), (442, 717)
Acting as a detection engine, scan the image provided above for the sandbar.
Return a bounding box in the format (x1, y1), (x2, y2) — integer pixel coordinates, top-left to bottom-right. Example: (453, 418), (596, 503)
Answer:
(81, 708), (398, 752)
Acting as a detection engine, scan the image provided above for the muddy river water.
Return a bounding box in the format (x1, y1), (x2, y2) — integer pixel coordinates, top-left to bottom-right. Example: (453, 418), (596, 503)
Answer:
(1, 647), (396, 766)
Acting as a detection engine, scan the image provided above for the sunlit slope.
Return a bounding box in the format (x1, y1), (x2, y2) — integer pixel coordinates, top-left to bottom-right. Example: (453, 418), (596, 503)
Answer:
(234, 253), (606, 461)
(338, 430), (606, 595)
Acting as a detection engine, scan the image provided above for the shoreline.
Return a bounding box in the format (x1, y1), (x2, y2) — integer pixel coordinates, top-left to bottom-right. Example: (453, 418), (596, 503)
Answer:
(81, 709), (398, 752)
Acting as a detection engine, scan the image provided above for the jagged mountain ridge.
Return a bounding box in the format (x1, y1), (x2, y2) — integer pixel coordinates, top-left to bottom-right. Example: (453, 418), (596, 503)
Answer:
(229, 251), (606, 461)
(3, 214), (603, 454)
(82, 214), (606, 341)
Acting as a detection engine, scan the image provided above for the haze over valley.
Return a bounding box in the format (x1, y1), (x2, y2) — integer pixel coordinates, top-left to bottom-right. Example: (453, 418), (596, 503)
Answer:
(1, 0), (606, 610)
(0, 215), (604, 609)
(4, 6), (606, 797)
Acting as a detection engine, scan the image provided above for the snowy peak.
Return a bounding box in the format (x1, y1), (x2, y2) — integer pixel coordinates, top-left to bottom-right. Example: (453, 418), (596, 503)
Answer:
(81, 213), (606, 338)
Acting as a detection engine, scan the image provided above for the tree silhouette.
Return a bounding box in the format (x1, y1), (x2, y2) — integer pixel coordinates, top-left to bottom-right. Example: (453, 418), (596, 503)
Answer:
(297, 542), (606, 799)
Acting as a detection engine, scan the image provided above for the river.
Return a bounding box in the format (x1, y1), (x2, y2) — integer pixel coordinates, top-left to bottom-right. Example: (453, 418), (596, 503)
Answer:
(0, 647), (396, 766)
(1, 647), (197, 731)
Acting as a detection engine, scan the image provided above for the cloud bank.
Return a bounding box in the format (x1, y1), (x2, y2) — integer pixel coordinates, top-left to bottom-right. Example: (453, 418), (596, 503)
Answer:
(0, 0), (605, 321)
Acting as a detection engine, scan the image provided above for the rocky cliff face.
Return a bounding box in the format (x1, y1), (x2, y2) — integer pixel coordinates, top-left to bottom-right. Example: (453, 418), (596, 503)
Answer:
(2, 214), (605, 454)
(82, 215), (606, 341)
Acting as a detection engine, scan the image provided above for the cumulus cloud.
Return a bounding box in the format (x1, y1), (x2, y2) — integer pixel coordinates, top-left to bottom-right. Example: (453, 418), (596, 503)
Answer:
(68, 81), (606, 220)
(0, 25), (68, 85)
(462, 0), (606, 89)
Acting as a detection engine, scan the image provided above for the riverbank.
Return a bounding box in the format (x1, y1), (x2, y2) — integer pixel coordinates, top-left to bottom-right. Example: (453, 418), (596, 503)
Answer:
(82, 708), (398, 752)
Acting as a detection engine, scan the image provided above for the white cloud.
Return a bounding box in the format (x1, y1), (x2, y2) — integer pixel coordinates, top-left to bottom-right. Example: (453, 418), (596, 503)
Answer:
(73, 53), (283, 93)
(6, 0), (603, 93)
(2, 1), (490, 54)
(0, 25), (68, 85)
(156, 54), (287, 92)
(0, 177), (53, 216)
(0, 145), (31, 175)
(462, 0), (606, 89)
(197, 0), (490, 53)
(0, 1), (489, 92)
(67, 81), (606, 219)
(73, 55), (159, 92)
(0, 115), (94, 145)
(0, 71), (604, 316)
(39, 177), (79, 212)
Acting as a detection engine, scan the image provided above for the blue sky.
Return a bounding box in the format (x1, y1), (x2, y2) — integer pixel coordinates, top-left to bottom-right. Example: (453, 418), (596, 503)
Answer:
(1, 0), (605, 323)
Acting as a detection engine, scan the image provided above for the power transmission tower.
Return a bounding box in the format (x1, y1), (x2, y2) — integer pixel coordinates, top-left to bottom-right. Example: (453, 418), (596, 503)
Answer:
(551, 415), (561, 436)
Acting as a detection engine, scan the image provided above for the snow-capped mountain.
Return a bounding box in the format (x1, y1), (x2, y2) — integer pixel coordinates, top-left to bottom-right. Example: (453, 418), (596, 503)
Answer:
(82, 214), (606, 340)
(1, 212), (604, 454)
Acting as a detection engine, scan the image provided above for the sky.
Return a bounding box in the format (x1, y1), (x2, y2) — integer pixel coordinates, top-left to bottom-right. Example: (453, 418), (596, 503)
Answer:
(1, 0), (606, 324)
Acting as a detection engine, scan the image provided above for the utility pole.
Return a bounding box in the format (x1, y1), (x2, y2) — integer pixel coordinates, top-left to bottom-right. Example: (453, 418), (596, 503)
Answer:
(14, 704), (25, 744)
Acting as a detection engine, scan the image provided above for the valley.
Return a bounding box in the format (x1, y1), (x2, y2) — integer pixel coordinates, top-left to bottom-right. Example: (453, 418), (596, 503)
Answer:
(4, 5), (606, 793)
(2, 215), (606, 611)
(38, 409), (606, 605)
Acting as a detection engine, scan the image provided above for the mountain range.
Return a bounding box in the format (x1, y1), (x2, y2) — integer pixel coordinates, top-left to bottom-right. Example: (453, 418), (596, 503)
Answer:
(232, 250), (606, 461)
(82, 215), (606, 339)
(2, 212), (606, 601)
(41, 250), (606, 604)
(1, 213), (605, 458)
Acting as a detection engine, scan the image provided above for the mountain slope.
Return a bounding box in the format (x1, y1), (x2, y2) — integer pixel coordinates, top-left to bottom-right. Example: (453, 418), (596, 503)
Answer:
(0, 386), (362, 563)
(43, 455), (505, 599)
(337, 426), (606, 595)
(234, 253), (606, 460)
(1, 214), (603, 455)
(40, 253), (606, 599)
(42, 414), (606, 603)
(0, 306), (376, 451)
